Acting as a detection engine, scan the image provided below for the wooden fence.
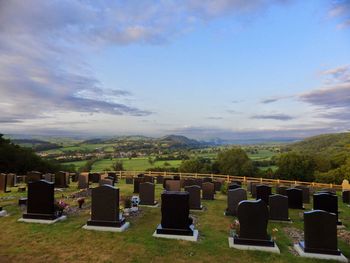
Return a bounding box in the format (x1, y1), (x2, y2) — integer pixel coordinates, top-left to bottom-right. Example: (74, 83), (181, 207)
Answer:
(99, 170), (343, 191)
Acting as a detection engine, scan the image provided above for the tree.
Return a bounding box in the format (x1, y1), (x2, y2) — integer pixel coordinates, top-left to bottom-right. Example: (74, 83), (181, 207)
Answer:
(276, 152), (315, 182)
(179, 157), (212, 173)
(111, 159), (124, 171)
(216, 148), (256, 176)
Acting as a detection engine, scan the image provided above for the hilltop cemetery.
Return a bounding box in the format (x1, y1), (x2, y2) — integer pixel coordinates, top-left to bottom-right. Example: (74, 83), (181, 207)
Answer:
(0, 171), (350, 262)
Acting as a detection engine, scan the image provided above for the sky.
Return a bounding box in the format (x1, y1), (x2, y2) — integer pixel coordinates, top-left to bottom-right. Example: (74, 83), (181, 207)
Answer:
(0, 0), (349, 140)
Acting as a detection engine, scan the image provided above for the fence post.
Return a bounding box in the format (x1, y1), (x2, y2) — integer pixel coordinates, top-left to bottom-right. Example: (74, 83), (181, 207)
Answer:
(119, 170), (122, 180)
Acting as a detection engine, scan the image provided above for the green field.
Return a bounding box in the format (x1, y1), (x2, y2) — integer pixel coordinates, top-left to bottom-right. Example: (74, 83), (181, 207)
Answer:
(0, 181), (349, 262)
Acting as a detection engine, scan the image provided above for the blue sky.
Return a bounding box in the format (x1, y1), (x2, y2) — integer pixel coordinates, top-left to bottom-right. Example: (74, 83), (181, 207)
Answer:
(0, 0), (349, 139)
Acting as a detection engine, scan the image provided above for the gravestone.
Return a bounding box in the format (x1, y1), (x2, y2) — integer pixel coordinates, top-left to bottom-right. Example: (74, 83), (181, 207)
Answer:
(87, 185), (126, 227)
(286, 188), (304, 209)
(298, 210), (341, 255)
(234, 199), (274, 247)
(269, 194), (290, 221)
(251, 183), (258, 198)
(276, 186), (288, 196)
(125, 176), (133, 184)
(156, 175), (164, 184)
(256, 185), (272, 205)
(0, 174), (8, 193)
(133, 177), (145, 193)
(319, 188), (337, 195)
(137, 173), (144, 178)
(89, 173), (100, 184)
(313, 193), (341, 225)
(99, 178), (113, 186)
(55, 171), (68, 188)
(342, 190), (350, 204)
(156, 191), (194, 236)
(23, 180), (57, 220)
(342, 179), (350, 190)
(166, 180), (181, 191)
(107, 172), (117, 184)
(213, 180), (222, 192)
(144, 175), (154, 183)
(228, 183), (241, 191)
(232, 180), (242, 186)
(173, 175), (180, 180)
(26, 171), (42, 183)
(163, 178), (172, 189)
(43, 173), (54, 183)
(226, 188), (247, 216)
(194, 178), (203, 188)
(78, 173), (89, 189)
(202, 182), (214, 200)
(203, 177), (212, 183)
(139, 182), (157, 206)
(6, 173), (15, 187)
(185, 185), (202, 210)
(295, 185), (310, 203)
(184, 178), (196, 188)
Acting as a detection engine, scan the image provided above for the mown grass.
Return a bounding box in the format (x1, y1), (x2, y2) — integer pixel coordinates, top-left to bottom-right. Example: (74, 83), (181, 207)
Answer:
(1, 182), (349, 263)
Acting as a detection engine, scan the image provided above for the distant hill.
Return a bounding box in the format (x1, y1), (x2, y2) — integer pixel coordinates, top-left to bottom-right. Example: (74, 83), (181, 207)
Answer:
(11, 139), (62, 151)
(160, 135), (201, 146)
(287, 132), (350, 155)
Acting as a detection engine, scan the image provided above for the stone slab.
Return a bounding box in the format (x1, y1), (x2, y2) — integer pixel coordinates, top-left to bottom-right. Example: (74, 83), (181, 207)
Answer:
(294, 244), (348, 262)
(269, 219), (292, 224)
(0, 210), (8, 217)
(228, 237), (280, 254)
(138, 203), (159, 208)
(18, 215), (67, 224)
(82, 222), (130, 232)
(153, 229), (199, 242)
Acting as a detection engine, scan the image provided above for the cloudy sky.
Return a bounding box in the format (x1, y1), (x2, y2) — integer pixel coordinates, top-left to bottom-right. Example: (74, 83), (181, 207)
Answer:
(0, 0), (349, 140)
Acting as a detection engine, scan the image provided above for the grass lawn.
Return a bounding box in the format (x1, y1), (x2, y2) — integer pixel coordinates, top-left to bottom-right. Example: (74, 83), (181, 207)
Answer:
(0, 181), (349, 262)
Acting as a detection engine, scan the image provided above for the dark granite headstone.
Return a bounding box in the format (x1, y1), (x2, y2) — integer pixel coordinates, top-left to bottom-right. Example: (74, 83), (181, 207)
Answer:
(137, 173), (144, 178)
(173, 175), (180, 180)
(276, 186), (288, 196)
(185, 185), (201, 210)
(125, 176), (133, 184)
(166, 180), (181, 191)
(156, 191), (194, 236)
(232, 180), (242, 186)
(342, 190), (350, 204)
(43, 173), (54, 183)
(183, 178), (196, 188)
(228, 183), (241, 191)
(251, 183), (258, 198)
(99, 179), (113, 186)
(194, 178), (203, 188)
(163, 178), (172, 189)
(133, 177), (145, 193)
(234, 199), (274, 247)
(55, 171), (68, 188)
(156, 175), (164, 184)
(78, 173), (89, 189)
(144, 175), (154, 183)
(107, 172), (118, 184)
(26, 171), (42, 183)
(295, 185), (310, 203)
(256, 185), (272, 205)
(226, 188), (247, 216)
(89, 173), (100, 184)
(319, 188), (337, 195)
(87, 185), (125, 227)
(202, 182), (214, 200)
(269, 194), (290, 221)
(139, 182), (157, 206)
(23, 180), (57, 220)
(213, 180), (222, 192)
(286, 188), (304, 209)
(299, 210), (340, 255)
(203, 177), (212, 183)
(313, 193), (341, 225)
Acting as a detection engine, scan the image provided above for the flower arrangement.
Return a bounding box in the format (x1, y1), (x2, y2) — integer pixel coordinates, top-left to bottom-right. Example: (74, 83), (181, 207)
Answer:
(54, 200), (69, 216)
(272, 227), (279, 241)
(229, 219), (240, 236)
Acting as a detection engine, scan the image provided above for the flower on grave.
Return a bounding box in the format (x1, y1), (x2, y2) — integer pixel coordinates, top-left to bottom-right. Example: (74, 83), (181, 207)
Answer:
(54, 200), (69, 216)
(77, 197), (85, 209)
(230, 220), (240, 235)
(272, 227), (278, 240)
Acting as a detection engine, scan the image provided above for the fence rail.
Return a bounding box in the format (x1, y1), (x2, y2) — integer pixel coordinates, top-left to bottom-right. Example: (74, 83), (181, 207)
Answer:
(98, 170), (343, 190)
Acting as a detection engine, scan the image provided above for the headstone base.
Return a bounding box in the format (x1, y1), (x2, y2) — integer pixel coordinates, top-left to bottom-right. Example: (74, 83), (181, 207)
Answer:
(156, 224), (194, 236)
(228, 237), (280, 254)
(23, 213), (58, 220)
(269, 218), (292, 223)
(18, 215), (66, 224)
(337, 224), (346, 229)
(0, 210), (8, 217)
(153, 229), (198, 242)
(87, 217), (126, 228)
(139, 202), (159, 208)
(82, 222), (130, 232)
(233, 235), (275, 247)
(294, 244), (347, 262)
(190, 205), (204, 212)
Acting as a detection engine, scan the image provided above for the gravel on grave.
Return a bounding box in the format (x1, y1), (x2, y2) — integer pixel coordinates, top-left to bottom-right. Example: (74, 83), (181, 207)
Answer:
(283, 227), (303, 256)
